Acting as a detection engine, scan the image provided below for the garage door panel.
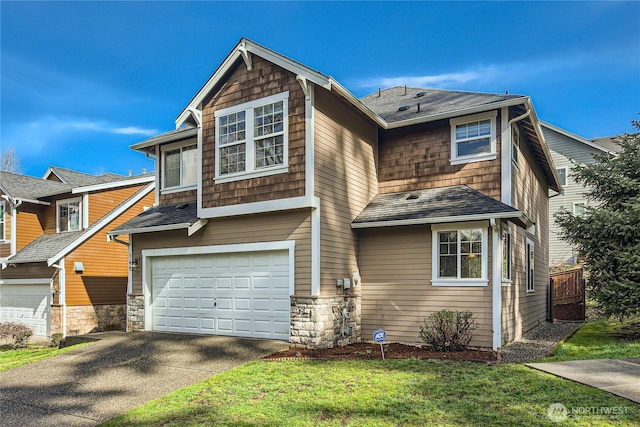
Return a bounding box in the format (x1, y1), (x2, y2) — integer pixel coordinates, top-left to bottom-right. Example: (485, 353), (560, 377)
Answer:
(0, 284), (51, 337)
(151, 250), (290, 340)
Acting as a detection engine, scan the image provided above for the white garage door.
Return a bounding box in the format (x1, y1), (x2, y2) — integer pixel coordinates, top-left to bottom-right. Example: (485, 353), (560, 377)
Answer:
(0, 283), (51, 337)
(151, 250), (290, 340)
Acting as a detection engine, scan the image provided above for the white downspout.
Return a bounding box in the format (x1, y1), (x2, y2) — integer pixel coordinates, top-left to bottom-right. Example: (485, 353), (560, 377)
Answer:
(51, 259), (66, 337)
(490, 219), (502, 351)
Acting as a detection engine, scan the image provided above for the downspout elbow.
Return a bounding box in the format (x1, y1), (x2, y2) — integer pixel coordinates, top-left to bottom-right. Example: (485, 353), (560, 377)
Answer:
(508, 108), (531, 126)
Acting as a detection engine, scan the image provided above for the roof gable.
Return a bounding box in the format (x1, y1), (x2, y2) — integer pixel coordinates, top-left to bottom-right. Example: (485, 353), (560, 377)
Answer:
(541, 122), (620, 155)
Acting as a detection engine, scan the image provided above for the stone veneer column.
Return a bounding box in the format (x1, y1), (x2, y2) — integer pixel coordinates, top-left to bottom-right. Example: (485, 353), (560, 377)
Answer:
(290, 295), (361, 349)
(127, 294), (145, 332)
(50, 305), (63, 336)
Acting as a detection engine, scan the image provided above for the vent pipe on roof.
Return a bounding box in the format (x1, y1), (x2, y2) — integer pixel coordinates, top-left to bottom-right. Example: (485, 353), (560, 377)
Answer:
(377, 88), (381, 98)
(404, 85), (407, 96)
(417, 103), (420, 112)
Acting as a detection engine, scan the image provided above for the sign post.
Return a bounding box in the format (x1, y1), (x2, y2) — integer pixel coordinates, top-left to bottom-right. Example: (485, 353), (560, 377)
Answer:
(372, 328), (387, 360)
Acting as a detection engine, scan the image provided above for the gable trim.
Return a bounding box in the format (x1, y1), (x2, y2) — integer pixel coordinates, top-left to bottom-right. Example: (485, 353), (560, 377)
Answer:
(47, 182), (155, 266)
(540, 121), (619, 155)
(72, 175), (155, 194)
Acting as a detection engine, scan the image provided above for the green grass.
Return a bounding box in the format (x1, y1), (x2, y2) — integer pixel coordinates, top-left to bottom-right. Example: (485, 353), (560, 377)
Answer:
(103, 359), (638, 427)
(0, 343), (90, 371)
(548, 316), (640, 362)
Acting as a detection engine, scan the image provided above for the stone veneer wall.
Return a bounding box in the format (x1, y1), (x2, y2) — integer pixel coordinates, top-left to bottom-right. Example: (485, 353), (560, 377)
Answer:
(290, 295), (361, 349)
(65, 304), (126, 335)
(50, 305), (63, 336)
(127, 294), (145, 332)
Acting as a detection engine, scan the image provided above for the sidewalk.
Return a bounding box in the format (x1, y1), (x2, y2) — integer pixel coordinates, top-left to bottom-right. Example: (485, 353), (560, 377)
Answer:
(527, 358), (640, 404)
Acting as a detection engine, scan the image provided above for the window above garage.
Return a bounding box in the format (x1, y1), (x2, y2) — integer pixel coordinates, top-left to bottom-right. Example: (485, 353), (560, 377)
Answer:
(215, 92), (289, 183)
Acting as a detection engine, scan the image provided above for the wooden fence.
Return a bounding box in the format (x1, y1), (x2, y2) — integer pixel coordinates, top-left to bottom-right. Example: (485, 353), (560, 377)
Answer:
(550, 268), (585, 321)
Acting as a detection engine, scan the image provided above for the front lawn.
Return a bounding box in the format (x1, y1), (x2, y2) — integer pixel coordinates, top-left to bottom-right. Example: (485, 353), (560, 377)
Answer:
(548, 316), (640, 362)
(104, 358), (638, 426)
(0, 343), (89, 371)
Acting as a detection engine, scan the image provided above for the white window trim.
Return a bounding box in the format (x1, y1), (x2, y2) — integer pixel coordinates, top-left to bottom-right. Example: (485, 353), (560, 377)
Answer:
(431, 222), (489, 287)
(215, 91), (289, 183)
(56, 197), (83, 233)
(449, 111), (497, 165)
(556, 167), (567, 187)
(0, 200), (5, 241)
(573, 202), (586, 217)
(526, 237), (535, 293)
(502, 225), (512, 286)
(160, 139), (198, 193)
(511, 124), (520, 170)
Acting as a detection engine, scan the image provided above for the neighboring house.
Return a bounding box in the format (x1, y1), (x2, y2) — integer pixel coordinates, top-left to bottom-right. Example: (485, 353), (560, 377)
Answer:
(0, 167), (155, 337)
(109, 39), (561, 350)
(541, 122), (620, 267)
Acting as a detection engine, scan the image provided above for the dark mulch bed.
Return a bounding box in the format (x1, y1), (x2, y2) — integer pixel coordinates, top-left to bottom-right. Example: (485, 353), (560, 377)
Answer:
(264, 342), (497, 362)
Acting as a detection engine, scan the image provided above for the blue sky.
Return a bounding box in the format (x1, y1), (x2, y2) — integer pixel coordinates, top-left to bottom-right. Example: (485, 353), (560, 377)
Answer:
(2, 1), (639, 177)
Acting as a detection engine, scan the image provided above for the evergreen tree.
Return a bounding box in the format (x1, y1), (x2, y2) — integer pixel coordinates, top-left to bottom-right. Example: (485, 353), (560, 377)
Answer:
(555, 121), (640, 320)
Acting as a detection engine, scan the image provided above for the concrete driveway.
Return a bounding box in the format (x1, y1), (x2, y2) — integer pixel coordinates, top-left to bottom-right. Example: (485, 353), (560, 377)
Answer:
(0, 331), (288, 426)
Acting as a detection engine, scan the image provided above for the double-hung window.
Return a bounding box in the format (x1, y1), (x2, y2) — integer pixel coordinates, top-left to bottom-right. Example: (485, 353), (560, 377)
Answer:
(573, 202), (585, 217)
(512, 125), (520, 168)
(215, 92), (288, 182)
(57, 198), (82, 232)
(163, 142), (197, 190)
(526, 238), (535, 293)
(450, 111), (497, 165)
(502, 227), (512, 284)
(432, 223), (488, 286)
(556, 168), (567, 187)
(0, 201), (5, 241)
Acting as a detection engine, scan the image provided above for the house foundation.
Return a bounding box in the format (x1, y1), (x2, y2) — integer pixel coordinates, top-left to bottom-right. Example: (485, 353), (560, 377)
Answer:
(290, 295), (361, 349)
(65, 304), (126, 335)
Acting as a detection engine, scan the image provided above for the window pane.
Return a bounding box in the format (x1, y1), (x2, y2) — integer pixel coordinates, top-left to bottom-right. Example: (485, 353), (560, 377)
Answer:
(457, 138), (491, 157)
(461, 254), (482, 278)
(59, 205), (69, 232)
(220, 143), (246, 175)
(574, 203), (585, 217)
(219, 112), (246, 146)
(557, 168), (566, 186)
(164, 149), (180, 187)
(68, 203), (80, 231)
(460, 228), (482, 278)
(438, 231), (458, 277)
(182, 145), (198, 185)
(254, 101), (284, 138)
(255, 135), (284, 168)
(440, 255), (457, 277)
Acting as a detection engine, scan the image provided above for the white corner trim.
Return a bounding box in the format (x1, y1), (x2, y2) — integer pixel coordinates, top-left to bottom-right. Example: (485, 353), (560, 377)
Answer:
(491, 223), (502, 350)
(82, 193), (89, 229)
(311, 204), (320, 296)
(501, 106), (512, 205)
(48, 182), (154, 266)
(72, 175), (156, 194)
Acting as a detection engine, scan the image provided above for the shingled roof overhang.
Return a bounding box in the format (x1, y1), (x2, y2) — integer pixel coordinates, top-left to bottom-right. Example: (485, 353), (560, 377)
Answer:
(108, 202), (205, 237)
(352, 185), (533, 230)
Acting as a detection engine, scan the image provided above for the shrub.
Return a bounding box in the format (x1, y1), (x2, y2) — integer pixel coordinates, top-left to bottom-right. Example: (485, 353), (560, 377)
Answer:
(419, 309), (477, 351)
(0, 322), (34, 348)
(49, 333), (64, 348)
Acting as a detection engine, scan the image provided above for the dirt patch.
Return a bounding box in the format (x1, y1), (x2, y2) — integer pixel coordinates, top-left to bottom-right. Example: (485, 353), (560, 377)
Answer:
(614, 321), (640, 341)
(264, 342), (497, 362)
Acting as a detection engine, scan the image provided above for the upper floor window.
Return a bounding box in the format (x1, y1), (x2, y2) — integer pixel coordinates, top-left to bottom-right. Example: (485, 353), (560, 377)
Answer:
(573, 202), (585, 217)
(450, 111), (497, 165)
(163, 142), (197, 191)
(526, 238), (535, 293)
(215, 92), (289, 183)
(432, 223), (488, 287)
(502, 227), (512, 283)
(57, 198), (82, 232)
(512, 125), (520, 168)
(557, 168), (567, 187)
(0, 201), (5, 241)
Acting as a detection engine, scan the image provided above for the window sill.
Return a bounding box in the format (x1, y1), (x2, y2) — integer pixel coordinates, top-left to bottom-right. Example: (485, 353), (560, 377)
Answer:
(215, 165), (288, 184)
(161, 184), (197, 195)
(526, 290), (535, 295)
(501, 280), (512, 287)
(432, 279), (488, 287)
(450, 153), (496, 166)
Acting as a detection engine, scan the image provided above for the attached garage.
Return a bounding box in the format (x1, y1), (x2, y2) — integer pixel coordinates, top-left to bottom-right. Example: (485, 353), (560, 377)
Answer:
(144, 244), (294, 341)
(0, 280), (52, 337)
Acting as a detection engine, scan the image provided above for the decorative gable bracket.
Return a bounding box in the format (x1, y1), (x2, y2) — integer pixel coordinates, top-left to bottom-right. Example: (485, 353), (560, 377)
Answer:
(238, 43), (252, 71)
(296, 75), (311, 100)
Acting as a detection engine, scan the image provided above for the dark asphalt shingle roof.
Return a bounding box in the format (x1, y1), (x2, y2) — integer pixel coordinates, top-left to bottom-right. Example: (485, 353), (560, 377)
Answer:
(353, 185), (520, 227)
(359, 86), (524, 124)
(109, 202), (199, 234)
(591, 135), (624, 154)
(46, 166), (128, 187)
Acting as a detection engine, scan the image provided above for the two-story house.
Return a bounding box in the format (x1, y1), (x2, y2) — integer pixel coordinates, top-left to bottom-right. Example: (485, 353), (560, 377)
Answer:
(109, 39), (560, 350)
(541, 122), (620, 267)
(0, 167), (155, 337)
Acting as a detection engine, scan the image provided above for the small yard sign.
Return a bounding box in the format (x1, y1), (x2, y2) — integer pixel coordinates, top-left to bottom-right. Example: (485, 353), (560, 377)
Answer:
(372, 328), (387, 360)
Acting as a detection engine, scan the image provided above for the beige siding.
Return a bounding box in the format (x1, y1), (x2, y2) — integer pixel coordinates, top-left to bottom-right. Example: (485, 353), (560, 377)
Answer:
(314, 88), (379, 296)
(131, 210), (311, 295)
(502, 129), (550, 342)
(359, 225), (494, 348)
(377, 111), (504, 200)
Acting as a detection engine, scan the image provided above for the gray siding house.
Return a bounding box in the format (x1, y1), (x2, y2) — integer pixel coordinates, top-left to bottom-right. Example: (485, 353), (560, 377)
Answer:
(541, 122), (620, 267)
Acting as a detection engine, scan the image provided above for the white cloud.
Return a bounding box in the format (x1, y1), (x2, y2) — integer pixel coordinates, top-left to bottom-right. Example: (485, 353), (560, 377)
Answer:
(113, 126), (158, 136)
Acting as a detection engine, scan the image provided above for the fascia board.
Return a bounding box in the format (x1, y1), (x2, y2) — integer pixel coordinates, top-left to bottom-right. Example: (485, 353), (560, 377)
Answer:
(525, 99), (563, 193)
(385, 98), (528, 129)
(540, 121), (619, 155)
(107, 223), (191, 237)
(72, 175), (155, 194)
(17, 198), (51, 206)
(131, 128), (198, 151)
(175, 38), (332, 128)
(48, 182), (155, 266)
(351, 211), (531, 229)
